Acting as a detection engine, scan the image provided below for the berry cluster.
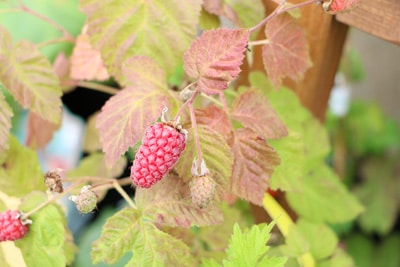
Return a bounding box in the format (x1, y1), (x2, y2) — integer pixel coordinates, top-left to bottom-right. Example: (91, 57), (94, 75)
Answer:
(0, 210), (30, 242)
(131, 122), (187, 188)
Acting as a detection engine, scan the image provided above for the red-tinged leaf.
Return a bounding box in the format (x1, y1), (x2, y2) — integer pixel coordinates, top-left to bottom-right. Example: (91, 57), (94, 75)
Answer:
(0, 26), (62, 124)
(96, 57), (173, 166)
(26, 111), (60, 149)
(53, 53), (77, 93)
(231, 88), (288, 139)
(323, 0), (360, 14)
(0, 90), (12, 154)
(183, 28), (250, 95)
(195, 105), (233, 139)
(70, 27), (109, 81)
(135, 174), (223, 227)
(203, 0), (265, 29)
(231, 128), (281, 205)
(175, 126), (233, 193)
(262, 13), (312, 88)
(80, 0), (202, 83)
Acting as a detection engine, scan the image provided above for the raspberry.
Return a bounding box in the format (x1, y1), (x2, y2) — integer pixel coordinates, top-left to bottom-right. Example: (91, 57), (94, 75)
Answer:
(69, 185), (98, 214)
(189, 174), (216, 209)
(131, 122), (187, 188)
(0, 210), (30, 242)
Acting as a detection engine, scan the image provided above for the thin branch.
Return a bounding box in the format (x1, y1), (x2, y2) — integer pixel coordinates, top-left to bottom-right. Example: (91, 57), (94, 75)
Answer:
(174, 82), (199, 120)
(189, 101), (203, 163)
(250, 0), (322, 33)
(248, 39), (270, 47)
(113, 180), (137, 209)
(78, 81), (120, 95)
(36, 37), (75, 49)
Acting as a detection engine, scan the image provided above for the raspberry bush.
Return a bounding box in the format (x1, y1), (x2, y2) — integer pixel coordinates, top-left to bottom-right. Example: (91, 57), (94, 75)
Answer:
(0, 0), (368, 266)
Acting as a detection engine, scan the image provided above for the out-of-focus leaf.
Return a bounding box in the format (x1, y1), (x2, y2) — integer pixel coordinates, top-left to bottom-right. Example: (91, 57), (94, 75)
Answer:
(231, 128), (280, 205)
(199, 8), (220, 30)
(0, 136), (45, 197)
(53, 53), (77, 93)
(80, 0), (202, 82)
(278, 224), (309, 257)
(373, 234), (400, 267)
(184, 28), (250, 95)
(0, 90), (12, 154)
(0, 26), (62, 124)
(135, 174), (223, 227)
(231, 88), (288, 139)
(70, 27), (109, 81)
(96, 56), (174, 166)
(296, 219), (338, 260)
(317, 248), (355, 267)
(25, 111), (60, 149)
(355, 157), (400, 235)
(83, 112), (102, 153)
(262, 13), (312, 88)
(344, 233), (374, 267)
(287, 165), (363, 224)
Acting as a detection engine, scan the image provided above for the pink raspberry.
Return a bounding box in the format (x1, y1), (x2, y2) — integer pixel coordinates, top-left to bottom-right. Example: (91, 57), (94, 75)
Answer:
(130, 122), (187, 188)
(0, 210), (30, 242)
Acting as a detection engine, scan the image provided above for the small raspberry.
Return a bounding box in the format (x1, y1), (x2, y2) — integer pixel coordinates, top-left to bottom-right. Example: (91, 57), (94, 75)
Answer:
(0, 210), (30, 242)
(131, 122), (187, 188)
(189, 174), (216, 209)
(69, 185), (98, 214)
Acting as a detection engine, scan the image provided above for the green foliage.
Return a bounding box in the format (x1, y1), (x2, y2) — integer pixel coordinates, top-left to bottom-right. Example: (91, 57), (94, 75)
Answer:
(201, 223), (287, 267)
(16, 192), (74, 267)
(0, 136), (46, 197)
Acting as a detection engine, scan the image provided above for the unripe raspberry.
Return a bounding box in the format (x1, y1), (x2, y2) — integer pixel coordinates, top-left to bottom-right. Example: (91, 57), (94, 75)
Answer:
(69, 185), (98, 214)
(189, 174), (216, 209)
(131, 122), (187, 188)
(0, 210), (30, 242)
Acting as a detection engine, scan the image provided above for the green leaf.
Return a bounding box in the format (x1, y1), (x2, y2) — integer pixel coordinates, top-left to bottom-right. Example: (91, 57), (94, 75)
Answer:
(231, 88), (288, 139)
(80, 0), (202, 81)
(223, 223), (287, 267)
(91, 207), (141, 264)
(135, 174), (223, 227)
(355, 157), (400, 235)
(201, 258), (222, 267)
(287, 165), (363, 224)
(96, 56), (175, 166)
(0, 26), (62, 124)
(0, 136), (45, 197)
(296, 219), (338, 260)
(231, 128), (281, 205)
(176, 126), (233, 190)
(317, 248), (355, 267)
(373, 234), (400, 267)
(344, 234), (374, 267)
(279, 224), (309, 257)
(16, 192), (67, 267)
(199, 9), (220, 30)
(269, 131), (304, 192)
(127, 222), (196, 267)
(0, 89), (13, 154)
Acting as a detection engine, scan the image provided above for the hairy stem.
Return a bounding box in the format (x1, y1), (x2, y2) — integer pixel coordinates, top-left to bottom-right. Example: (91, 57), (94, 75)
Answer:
(250, 0), (322, 33)
(218, 92), (229, 114)
(78, 81), (120, 95)
(174, 81), (199, 120)
(248, 39), (270, 47)
(263, 193), (316, 267)
(189, 101), (203, 163)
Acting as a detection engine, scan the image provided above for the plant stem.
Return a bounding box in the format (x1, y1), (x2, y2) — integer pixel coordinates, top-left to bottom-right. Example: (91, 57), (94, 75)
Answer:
(218, 92), (229, 114)
(200, 93), (223, 107)
(112, 180), (137, 209)
(250, 0), (321, 33)
(248, 39), (270, 47)
(78, 81), (120, 95)
(37, 37), (74, 49)
(22, 180), (84, 219)
(189, 102), (203, 163)
(263, 193), (316, 267)
(174, 82), (199, 120)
